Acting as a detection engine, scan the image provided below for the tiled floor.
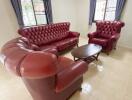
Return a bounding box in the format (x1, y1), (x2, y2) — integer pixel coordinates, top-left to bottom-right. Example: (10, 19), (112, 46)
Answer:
(0, 37), (132, 100)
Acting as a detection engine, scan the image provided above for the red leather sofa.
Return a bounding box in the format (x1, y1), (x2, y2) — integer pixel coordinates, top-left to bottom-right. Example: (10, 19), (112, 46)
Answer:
(88, 21), (125, 54)
(18, 22), (80, 53)
(0, 37), (88, 100)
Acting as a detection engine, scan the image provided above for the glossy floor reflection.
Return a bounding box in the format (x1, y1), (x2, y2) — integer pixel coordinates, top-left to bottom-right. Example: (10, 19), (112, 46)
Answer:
(81, 83), (92, 94)
(0, 37), (132, 100)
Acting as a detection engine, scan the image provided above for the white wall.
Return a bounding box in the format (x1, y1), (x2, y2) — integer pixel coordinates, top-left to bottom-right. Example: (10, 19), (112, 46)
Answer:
(76, 0), (90, 36)
(51, 0), (77, 31)
(118, 0), (132, 48)
(0, 0), (19, 48)
(51, 0), (96, 36)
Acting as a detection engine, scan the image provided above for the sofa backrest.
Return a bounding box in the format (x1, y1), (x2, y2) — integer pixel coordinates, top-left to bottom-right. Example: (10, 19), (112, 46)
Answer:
(18, 22), (70, 46)
(96, 21), (124, 38)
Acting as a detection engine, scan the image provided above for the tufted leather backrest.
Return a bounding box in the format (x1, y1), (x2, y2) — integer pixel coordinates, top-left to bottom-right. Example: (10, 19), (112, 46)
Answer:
(96, 21), (125, 39)
(18, 22), (70, 46)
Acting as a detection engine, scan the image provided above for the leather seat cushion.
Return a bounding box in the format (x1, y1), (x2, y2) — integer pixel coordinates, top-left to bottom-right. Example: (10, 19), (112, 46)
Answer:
(57, 56), (73, 72)
(40, 45), (57, 51)
(90, 38), (108, 47)
(51, 37), (78, 51)
(40, 45), (58, 55)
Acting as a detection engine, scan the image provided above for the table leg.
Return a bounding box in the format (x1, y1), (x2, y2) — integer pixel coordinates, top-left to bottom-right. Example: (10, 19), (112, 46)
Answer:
(77, 43), (79, 47)
(96, 52), (100, 61)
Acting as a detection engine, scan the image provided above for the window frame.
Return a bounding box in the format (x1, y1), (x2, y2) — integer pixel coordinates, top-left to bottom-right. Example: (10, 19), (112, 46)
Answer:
(94, 0), (117, 22)
(21, 0), (48, 27)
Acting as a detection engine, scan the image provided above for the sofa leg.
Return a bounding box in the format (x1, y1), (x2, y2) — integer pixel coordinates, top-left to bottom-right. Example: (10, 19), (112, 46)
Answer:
(77, 43), (79, 47)
(78, 87), (82, 91)
(106, 52), (109, 55)
(66, 87), (82, 100)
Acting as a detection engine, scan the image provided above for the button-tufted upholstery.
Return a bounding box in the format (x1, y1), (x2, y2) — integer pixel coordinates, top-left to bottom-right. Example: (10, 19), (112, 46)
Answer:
(18, 22), (80, 52)
(0, 37), (88, 100)
(88, 21), (125, 54)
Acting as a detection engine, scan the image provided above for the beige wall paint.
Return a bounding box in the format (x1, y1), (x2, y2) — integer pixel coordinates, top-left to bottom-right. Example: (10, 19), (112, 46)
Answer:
(76, 0), (90, 36)
(0, 0), (19, 48)
(51, 0), (77, 31)
(118, 0), (132, 48)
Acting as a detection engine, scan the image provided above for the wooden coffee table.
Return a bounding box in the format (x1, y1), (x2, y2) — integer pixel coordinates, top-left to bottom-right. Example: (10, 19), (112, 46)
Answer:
(71, 44), (102, 63)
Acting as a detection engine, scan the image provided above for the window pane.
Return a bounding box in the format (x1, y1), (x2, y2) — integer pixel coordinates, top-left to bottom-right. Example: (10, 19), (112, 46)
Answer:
(105, 11), (115, 20)
(21, 0), (36, 26)
(33, 0), (47, 24)
(107, 0), (117, 7)
(36, 15), (47, 24)
(94, 0), (106, 20)
(105, 0), (117, 20)
(33, 0), (45, 13)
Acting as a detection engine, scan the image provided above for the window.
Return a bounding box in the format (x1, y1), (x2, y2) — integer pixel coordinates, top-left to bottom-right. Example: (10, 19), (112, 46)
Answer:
(21, 0), (47, 26)
(94, 0), (118, 21)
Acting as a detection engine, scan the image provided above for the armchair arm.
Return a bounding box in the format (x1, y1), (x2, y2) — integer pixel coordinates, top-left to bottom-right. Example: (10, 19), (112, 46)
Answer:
(87, 32), (98, 38)
(68, 31), (80, 37)
(55, 60), (88, 93)
(110, 33), (120, 41)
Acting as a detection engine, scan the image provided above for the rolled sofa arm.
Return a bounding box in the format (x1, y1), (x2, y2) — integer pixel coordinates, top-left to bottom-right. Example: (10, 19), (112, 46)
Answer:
(20, 52), (58, 79)
(55, 60), (88, 93)
(87, 32), (98, 38)
(68, 31), (80, 37)
(110, 33), (120, 41)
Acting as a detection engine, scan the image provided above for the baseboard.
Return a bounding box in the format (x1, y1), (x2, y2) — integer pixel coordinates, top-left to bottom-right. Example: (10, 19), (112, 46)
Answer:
(80, 36), (87, 39)
(118, 44), (132, 50)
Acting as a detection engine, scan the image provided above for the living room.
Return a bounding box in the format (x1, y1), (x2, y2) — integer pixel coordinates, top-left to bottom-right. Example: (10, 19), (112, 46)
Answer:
(0, 0), (132, 100)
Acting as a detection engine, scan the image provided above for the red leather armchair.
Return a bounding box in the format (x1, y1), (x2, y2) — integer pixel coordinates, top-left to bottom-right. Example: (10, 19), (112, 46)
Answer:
(88, 21), (125, 54)
(0, 37), (88, 100)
